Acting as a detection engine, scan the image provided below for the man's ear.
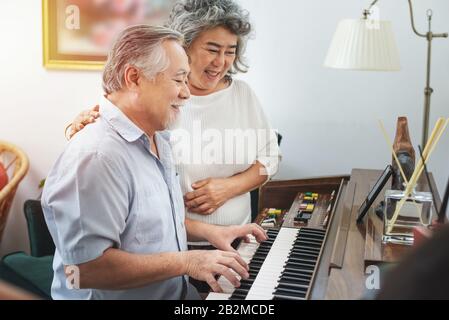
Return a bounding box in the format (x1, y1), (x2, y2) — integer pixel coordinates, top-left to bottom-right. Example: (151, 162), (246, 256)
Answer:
(123, 66), (140, 91)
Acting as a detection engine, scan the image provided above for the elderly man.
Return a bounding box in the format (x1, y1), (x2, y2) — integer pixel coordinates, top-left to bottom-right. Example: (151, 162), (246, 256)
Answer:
(41, 25), (266, 300)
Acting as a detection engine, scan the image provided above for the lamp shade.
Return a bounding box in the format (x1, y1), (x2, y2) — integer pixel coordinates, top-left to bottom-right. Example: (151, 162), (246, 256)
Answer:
(324, 19), (401, 71)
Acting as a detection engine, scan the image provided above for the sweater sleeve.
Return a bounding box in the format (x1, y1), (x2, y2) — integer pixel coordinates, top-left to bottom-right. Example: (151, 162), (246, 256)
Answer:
(241, 81), (282, 179)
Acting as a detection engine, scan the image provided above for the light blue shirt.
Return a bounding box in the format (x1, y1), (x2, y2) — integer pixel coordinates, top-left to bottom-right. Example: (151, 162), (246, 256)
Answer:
(42, 97), (193, 300)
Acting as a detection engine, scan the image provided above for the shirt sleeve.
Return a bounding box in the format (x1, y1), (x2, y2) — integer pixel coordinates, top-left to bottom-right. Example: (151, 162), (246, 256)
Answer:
(42, 151), (129, 265)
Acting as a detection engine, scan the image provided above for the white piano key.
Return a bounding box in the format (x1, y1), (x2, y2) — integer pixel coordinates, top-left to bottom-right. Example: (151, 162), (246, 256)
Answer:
(206, 292), (232, 300)
(245, 228), (299, 300)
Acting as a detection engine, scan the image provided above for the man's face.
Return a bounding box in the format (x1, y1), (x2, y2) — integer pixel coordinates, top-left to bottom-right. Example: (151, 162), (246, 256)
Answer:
(137, 40), (190, 131)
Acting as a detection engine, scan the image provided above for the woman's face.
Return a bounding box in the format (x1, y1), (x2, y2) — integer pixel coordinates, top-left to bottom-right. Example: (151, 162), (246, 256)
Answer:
(186, 26), (238, 96)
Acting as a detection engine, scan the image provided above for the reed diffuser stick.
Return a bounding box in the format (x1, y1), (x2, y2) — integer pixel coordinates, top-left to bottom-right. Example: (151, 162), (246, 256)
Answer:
(387, 118), (448, 233)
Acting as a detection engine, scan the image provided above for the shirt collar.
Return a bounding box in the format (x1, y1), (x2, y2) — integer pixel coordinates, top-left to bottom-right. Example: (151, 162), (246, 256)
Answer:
(158, 130), (171, 143)
(99, 96), (145, 143)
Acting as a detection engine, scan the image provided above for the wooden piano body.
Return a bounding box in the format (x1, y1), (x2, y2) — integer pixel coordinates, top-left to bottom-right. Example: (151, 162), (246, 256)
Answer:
(258, 173), (351, 299)
(259, 169), (440, 299)
(213, 168), (441, 300)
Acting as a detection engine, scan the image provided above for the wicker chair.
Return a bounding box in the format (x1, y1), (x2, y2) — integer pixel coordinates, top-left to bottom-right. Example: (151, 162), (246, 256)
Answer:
(0, 141), (29, 243)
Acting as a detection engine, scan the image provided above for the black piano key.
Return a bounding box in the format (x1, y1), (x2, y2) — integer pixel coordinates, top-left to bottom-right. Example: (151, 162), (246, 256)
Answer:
(273, 294), (306, 301)
(281, 271), (312, 281)
(274, 285), (308, 295)
(296, 232), (323, 239)
(295, 238), (324, 246)
(273, 287), (307, 299)
(257, 243), (273, 249)
(248, 270), (260, 277)
(290, 251), (320, 259)
(290, 252), (319, 260)
(251, 256), (266, 262)
(288, 251), (318, 259)
(257, 245), (274, 251)
(253, 252), (269, 258)
(229, 293), (247, 300)
(286, 256), (316, 264)
(238, 281), (253, 288)
(249, 263), (264, 269)
(259, 241), (275, 246)
(245, 277), (257, 283)
(257, 244), (273, 249)
(276, 280), (309, 290)
(293, 240), (322, 246)
(300, 228), (326, 235)
(292, 242), (322, 250)
(279, 275), (310, 286)
(287, 257), (317, 265)
(240, 278), (255, 285)
(284, 262), (315, 270)
(255, 246), (272, 252)
(233, 288), (250, 294)
(254, 249), (271, 254)
(249, 262), (262, 268)
(298, 236), (324, 243)
(249, 264), (261, 270)
(299, 230), (325, 237)
(290, 248), (319, 256)
(259, 242), (275, 247)
(283, 266), (315, 274)
(293, 243), (319, 251)
(295, 237), (323, 245)
(232, 289), (250, 296)
(247, 275), (258, 281)
(290, 250), (319, 256)
(248, 266), (259, 272)
(254, 251), (270, 256)
(285, 258), (316, 267)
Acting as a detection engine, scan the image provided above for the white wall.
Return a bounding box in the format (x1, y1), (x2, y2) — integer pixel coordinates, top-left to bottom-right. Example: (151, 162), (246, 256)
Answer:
(1, 0), (448, 257)
(238, 0), (449, 183)
(0, 0), (103, 256)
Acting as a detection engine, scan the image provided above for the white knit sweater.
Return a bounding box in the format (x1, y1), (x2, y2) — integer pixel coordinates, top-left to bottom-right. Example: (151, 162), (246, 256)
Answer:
(169, 80), (281, 231)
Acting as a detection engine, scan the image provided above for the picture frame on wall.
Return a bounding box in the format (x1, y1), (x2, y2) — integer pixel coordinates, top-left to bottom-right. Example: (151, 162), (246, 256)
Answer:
(42, 0), (176, 70)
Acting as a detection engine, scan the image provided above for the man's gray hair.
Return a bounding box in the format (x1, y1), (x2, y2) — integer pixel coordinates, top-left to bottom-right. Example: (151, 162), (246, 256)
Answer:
(166, 0), (252, 77)
(102, 25), (183, 94)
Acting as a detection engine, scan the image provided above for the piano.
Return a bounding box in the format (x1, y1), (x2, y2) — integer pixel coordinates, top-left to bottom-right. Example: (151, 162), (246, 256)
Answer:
(207, 169), (441, 300)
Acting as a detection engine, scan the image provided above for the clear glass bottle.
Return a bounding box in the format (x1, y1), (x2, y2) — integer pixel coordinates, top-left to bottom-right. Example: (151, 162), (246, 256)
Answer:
(383, 189), (434, 245)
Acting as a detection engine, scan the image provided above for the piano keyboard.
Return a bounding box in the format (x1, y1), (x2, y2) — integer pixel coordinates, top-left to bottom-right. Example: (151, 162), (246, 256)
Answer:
(207, 227), (326, 300)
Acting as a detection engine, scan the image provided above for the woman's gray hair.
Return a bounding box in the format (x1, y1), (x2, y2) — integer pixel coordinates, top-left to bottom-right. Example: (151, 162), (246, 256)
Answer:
(102, 24), (183, 94)
(166, 0), (252, 76)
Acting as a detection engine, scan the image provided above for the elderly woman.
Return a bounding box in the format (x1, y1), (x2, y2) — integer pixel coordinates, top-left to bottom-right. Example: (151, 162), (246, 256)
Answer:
(69, 0), (280, 245)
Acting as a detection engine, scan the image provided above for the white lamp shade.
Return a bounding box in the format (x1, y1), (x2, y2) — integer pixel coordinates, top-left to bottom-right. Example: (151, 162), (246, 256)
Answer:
(324, 19), (401, 71)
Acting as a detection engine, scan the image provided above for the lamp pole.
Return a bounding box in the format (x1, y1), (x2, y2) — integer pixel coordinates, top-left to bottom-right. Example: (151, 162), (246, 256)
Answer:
(364, 0), (448, 149)
(407, 3), (449, 149)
